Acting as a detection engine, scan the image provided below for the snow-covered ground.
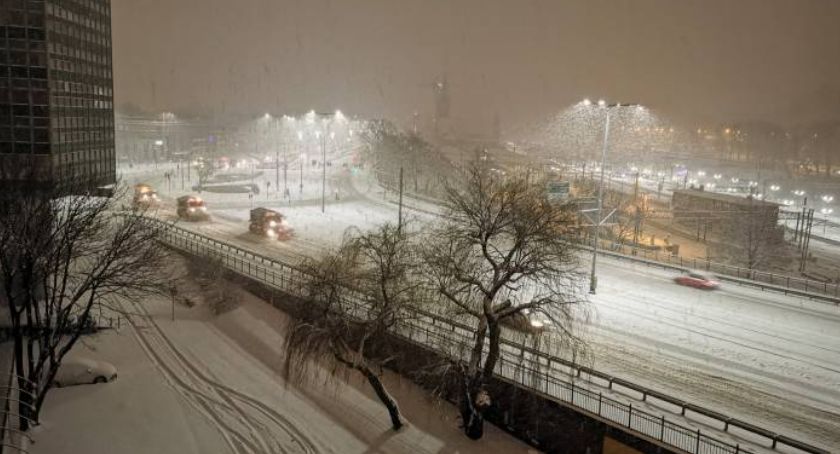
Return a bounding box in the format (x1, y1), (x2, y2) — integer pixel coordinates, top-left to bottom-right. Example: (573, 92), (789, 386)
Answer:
(118, 162), (840, 450)
(32, 257), (536, 454)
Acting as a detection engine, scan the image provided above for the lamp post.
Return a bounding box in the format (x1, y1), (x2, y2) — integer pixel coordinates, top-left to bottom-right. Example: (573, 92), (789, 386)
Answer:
(315, 110), (344, 213)
(298, 131), (304, 194)
(821, 208), (833, 234)
(793, 189), (806, 207)
(299, 152), (306, 194)
(320, 125), (327, 213)
(583, 99), (644, 294)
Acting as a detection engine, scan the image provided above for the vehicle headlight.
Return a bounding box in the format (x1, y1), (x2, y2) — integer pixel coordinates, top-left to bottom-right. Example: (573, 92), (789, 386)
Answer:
(269, 220), (277, 228)
(199, 206), (207, 212)
(266, 229), (277, 237)
(188, 207), (196, 213)
(140, 194), (148, 201)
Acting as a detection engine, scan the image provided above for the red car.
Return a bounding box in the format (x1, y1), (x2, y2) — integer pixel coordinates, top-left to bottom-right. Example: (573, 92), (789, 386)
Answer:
(674, 272), (720, 290)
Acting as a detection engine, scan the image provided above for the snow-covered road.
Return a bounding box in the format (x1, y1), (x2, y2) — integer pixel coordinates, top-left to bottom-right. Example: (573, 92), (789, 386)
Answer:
(122, 164), (840, 450)
(591, 261), (840, 448)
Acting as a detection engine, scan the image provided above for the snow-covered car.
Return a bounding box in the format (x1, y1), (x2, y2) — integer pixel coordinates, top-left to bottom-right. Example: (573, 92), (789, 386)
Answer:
(674, 271), (720, 290)
(54, 358), (118, 387)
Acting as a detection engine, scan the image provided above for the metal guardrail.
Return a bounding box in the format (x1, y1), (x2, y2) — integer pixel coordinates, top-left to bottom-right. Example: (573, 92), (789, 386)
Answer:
(141, 217), (831, 454)
(0, 371), (33, 454)
(590, 244), (840, 304)
(595, 239), (840, 301)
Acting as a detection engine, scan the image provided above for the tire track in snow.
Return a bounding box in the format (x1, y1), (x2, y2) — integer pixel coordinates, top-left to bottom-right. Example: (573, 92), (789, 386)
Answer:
(123, 298), (317, 454)
(594, 298), (840, 376)
(122, 301), (255, 454)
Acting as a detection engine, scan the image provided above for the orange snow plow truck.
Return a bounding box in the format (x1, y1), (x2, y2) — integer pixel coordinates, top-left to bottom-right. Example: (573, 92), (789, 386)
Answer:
(133, 183), (160, 208)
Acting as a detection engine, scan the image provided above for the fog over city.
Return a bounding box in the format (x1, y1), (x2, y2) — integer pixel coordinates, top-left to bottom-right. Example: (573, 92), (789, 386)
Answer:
(112, 0), (840, 130)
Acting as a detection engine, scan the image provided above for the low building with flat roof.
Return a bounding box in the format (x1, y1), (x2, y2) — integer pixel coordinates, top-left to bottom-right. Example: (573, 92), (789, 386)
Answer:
(671, 188), (781, 240)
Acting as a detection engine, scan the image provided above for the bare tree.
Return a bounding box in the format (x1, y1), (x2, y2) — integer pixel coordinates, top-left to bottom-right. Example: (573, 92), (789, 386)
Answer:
(422, 163), (586, 439)
(196, 158), (216, 185)
(283, 223), (420, 431)
(359, 120), (451, 198)
(807, 121), (840, 177)
(602, 191), (636, 246)
(0, 182), (170, 430)
(720, 198), (784, 270)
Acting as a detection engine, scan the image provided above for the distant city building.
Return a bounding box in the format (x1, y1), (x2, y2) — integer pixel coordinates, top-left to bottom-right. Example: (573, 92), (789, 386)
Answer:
(115, 112), (235, 164)
(0, 0), (115, 189)
(671, 188), (781, 240)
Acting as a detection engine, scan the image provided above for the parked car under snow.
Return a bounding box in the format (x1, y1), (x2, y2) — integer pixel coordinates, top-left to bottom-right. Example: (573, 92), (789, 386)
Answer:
(53, 358), (118, 387)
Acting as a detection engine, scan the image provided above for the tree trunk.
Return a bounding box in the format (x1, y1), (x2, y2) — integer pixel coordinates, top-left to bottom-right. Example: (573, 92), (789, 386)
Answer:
(459, 374), (485, 440)
(335, 353), (404, 431)
(359, 365), (404, 431)
(481, 321), (502, 381)
(468, 316), (487, 375)
(11, 320), (31, 431)
(32, 359), (62, 424)
(456, 319), (504, 441)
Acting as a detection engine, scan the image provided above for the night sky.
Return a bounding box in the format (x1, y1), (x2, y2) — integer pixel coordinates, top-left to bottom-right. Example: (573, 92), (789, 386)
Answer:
(112, 0), (840, 131)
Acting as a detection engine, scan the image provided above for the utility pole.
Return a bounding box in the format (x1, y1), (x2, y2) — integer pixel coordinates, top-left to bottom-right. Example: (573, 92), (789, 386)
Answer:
(799, 208), (814, 271)
(275, 149), (279, 195)
(321, 124), (328, 213)
(590, 110), (611, 294)
(633, 172), (640, 201)
(586, 100), (642, 294)
(398, 167), (404, 233)
(794, 208), (803, 245)
(798, 206), (807, 249)
(283, 142), (288, 197)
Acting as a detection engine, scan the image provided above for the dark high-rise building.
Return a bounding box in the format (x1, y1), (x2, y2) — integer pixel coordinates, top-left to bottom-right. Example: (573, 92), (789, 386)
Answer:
(0, 0), (115, 189)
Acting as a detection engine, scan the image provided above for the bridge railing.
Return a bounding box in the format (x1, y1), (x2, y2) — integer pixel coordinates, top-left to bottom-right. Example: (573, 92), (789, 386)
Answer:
(139, 217), (830, 454)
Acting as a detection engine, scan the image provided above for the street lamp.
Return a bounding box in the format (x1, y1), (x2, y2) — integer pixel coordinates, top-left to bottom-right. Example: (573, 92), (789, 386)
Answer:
(581, 99), (645, 294)
(793, 189), (806, 206)
(822, 195), (834, 203)
(312, 110), (346, 213)
(821, 208), (834, 234)
(299, 152), (306, 193)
